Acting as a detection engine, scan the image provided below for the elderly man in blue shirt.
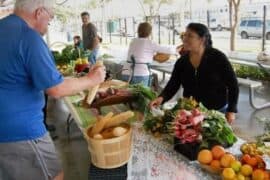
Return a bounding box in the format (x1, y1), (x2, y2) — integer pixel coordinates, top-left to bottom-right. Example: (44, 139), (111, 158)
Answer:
(0, 0), (106, 180)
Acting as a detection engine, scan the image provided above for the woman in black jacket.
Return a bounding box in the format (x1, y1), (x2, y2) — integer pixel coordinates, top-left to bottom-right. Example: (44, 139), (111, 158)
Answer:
(150, 23), (239, 124)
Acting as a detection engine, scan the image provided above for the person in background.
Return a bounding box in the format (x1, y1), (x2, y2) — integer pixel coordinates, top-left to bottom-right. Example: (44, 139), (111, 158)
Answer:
(150, 23), (239, 124)
(73, 35), (83, 49)
(121, 22), (179, 86)
(81, 11), (100, 65)
(0, 1), (106, 180)
(177, 32), (189, 56)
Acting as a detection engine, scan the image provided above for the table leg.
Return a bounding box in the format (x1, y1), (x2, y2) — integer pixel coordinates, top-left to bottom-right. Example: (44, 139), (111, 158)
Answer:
(66, 113), (74, 140)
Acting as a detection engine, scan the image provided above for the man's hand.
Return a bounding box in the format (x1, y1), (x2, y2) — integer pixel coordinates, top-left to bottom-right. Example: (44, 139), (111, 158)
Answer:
(87, 65), (106, 86)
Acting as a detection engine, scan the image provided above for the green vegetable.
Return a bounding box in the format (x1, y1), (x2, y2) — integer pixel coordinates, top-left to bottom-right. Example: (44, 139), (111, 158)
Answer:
(143, 110), (174, 134)
(128, 84), (157, 100)
(200, 110), (237, 149)
(127, 84), (157, 113)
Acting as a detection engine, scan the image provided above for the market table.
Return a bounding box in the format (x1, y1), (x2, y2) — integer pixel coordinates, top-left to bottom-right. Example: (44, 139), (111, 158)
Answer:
(63, 95), (245, 180)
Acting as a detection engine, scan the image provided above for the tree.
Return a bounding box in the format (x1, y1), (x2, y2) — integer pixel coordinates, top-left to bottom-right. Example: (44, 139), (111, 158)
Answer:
(137, 0), (174, 17)
(228, 0), (241, 51)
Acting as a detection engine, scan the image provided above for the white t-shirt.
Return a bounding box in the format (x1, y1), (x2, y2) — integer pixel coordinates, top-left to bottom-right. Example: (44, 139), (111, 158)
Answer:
(122, 38), (177, 76)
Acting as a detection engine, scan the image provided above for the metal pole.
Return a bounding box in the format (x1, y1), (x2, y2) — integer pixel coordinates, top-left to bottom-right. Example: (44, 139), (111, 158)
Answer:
(158, 15), (161, 44)
(207, 10), (210, 28)
(119, 18), (122, 45)
(262, 5), (267, 51)
(146, 16), (149, 22)
(133, 17), (136, 37)
(109, 20), (112, 43)
(124, 18), (128, 45)
(172, 15), (175, 45)
(168, 17), (171, 44)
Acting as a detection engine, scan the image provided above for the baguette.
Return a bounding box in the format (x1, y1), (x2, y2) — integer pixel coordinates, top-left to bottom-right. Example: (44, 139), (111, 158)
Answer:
(104, 111), (134, 129)
(87, 61), (104, 105)
(101, 127), (115, 139)
(90, 112), (113, 136)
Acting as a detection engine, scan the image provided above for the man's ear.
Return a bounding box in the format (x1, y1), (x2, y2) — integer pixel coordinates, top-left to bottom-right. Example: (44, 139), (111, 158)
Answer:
(34, 8), (42, 20)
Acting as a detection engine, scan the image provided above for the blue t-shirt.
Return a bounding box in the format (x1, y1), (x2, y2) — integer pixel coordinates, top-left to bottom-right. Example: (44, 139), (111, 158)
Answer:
(0, 14), (63, 142)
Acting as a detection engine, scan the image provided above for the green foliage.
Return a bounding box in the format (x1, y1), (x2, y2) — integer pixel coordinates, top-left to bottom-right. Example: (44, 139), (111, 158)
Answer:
(52, 45), (84, 65)
(233, 64), (270, 81)
(171, 97), (207, 113)
(54, 6), (76, 24)
(127, 84), (157, 113)
(200, 110), (237, 149)
(143, 110), (174, 134)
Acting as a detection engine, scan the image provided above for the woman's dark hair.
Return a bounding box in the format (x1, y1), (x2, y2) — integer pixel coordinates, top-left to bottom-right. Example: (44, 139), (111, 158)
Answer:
(137, 22), (152, 38)
(186, 23), (213, 48)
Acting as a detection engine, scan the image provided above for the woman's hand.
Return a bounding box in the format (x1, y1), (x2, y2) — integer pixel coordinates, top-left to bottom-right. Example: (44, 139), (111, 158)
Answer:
(149, 97), (164, 109)
(225, 112), (235, 124)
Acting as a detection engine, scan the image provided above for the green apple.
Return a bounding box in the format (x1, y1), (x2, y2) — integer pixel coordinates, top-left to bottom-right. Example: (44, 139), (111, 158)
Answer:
(236, 173), (245, 180)
(230, 160), (242, 173)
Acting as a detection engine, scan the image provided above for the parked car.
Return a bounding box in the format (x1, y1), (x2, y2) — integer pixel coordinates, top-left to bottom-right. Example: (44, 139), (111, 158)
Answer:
(209, 18), (230, 31)
(238, 18), (270, 39)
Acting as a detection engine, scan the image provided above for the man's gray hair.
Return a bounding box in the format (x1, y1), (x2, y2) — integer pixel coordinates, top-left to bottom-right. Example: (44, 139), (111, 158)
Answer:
(15, 0), (54, 13)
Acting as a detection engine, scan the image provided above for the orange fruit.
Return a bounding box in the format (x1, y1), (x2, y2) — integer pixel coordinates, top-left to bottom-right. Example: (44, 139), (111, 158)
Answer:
(220, 153), (236, 168)
(241, 154), (251, 164)
(210, 160), (221, 170)
(264, 171), (270, 180)
(211, 145), (226, 160)
(246, 157), (258, 167)
(252, 169), (265, 180)
(222, 168), (236, 179)
(240, 164), (253, 176)
(197, 149), (213, 164)
(254, 155), (264, 163)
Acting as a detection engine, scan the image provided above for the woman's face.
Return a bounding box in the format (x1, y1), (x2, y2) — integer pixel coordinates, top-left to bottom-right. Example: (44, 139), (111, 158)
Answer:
(182, 29), (204, 51)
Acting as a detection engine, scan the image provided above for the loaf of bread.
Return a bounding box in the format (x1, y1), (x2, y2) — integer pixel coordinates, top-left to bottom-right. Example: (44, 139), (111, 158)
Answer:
(87, 61), (104, 105)
(90, 112), (113, 136)
(104, 111), (134, 129)
(113, 127), (127, 137)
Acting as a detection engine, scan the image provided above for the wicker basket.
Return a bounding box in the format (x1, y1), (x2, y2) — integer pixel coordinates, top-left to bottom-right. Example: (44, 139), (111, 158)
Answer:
(86, 126), (132, 169)
(153, 53), (170, 63)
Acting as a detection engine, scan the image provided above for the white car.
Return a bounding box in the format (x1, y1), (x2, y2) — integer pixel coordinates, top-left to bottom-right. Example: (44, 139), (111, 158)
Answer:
(238, 18), (270, 39)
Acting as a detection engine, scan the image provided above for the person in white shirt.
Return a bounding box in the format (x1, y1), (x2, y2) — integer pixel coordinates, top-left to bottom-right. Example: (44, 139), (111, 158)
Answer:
(121, 22), (179, 86)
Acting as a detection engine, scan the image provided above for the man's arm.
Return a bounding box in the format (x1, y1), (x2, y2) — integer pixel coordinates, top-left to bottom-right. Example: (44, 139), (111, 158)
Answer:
(46, 66), (105, 98)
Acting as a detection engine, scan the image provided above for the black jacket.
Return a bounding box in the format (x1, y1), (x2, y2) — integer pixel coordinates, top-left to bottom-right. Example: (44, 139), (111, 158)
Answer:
(160, 48), (239, 112)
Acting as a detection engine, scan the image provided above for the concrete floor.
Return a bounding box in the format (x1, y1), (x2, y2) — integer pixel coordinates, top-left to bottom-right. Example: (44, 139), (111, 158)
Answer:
(46, 84), (270, 180)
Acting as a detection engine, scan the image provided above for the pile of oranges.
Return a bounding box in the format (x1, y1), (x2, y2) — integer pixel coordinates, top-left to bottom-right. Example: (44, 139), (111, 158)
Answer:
(197, 145), (270, 180)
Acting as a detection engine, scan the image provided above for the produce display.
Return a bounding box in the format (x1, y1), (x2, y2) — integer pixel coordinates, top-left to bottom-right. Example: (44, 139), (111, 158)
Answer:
(56, 64), (73, 75)
(197, 145), (270, 180)
(82, 83), (156, 113)
(144, 97), (237, 150)
(60, 53), (270, 177)
(201, 110), (237, 149)
(143, 110), (175, 137)
(52, 45), (91, 75)
(240, 142), (263, 156)
(74, 57), (90, 73)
